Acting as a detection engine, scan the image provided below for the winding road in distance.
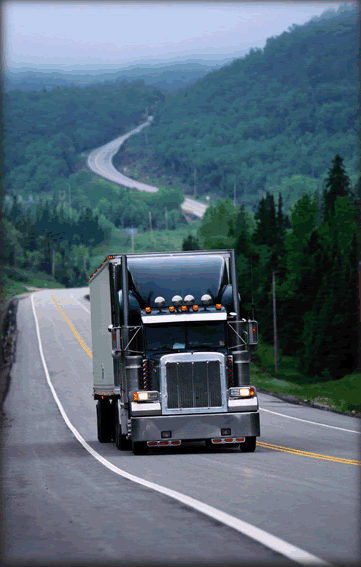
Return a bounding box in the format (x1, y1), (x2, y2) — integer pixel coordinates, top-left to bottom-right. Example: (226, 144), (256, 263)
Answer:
(1, 287), (360, 566)
(87, 117), (209, 220)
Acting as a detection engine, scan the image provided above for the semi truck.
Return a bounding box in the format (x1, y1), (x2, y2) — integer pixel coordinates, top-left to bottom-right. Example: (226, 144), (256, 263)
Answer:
(89, 250), (260, 455)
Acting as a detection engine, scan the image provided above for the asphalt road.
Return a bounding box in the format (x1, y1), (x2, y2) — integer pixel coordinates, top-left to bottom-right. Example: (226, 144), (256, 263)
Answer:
(86, 118), (209, 220)
(1, 288), (360, 566)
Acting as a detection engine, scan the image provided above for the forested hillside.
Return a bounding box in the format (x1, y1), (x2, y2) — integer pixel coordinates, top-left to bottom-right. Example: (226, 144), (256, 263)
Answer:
(146, 5), (358, 209)
(1, 80), (186, 290)
(3, 80), (165, 195)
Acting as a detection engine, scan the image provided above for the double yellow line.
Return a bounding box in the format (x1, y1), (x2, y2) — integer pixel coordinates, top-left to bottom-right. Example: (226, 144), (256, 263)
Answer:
(52, 294), (92, 359)
(258, 441), (360, 466)
(51, 294), (360, 466)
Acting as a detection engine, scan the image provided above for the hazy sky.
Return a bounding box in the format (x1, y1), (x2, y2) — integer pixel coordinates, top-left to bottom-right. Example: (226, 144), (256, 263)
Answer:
(4, 1), (344, 69)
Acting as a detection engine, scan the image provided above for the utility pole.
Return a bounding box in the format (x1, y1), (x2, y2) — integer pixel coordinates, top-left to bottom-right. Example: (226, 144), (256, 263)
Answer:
(52, 249), (56, 279)
(272, 271), (278, 372)
(165, 207), (168, 231)
(149, 211), (154, 248)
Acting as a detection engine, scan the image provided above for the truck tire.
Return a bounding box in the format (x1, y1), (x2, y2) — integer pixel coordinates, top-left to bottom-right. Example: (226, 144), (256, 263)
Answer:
(240, 437), (256, 452)
(96, 400), (112, 443)
(132, 441), (147, 455)
(115, 421), (131, 451)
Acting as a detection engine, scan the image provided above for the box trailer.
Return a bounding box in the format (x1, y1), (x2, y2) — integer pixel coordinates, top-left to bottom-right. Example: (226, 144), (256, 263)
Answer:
(89, 250), (260, 455)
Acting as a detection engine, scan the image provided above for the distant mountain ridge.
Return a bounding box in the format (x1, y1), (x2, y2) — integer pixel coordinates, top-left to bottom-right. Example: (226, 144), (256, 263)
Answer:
(4, 51), (252, 92)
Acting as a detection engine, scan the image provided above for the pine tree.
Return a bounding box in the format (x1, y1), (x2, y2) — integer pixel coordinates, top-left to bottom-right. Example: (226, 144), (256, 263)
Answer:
(323, 154), (351, 220)
(182, 234), (200, 251)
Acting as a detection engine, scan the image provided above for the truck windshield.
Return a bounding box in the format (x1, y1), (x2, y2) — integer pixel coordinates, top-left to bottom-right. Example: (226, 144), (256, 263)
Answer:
(146, 323), (225, 352)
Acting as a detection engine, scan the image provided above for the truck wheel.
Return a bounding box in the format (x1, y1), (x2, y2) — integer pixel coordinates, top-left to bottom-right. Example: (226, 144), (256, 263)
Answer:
(132, 441), (147, 455)
(115, 421), (131, 451)
(240, 437), (256, 452)
(96, 401), (112, 443)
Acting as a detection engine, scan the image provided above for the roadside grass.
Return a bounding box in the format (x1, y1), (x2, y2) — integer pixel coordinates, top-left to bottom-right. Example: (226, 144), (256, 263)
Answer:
(251, 339), (361, 415)
(1, 266), (65, 301)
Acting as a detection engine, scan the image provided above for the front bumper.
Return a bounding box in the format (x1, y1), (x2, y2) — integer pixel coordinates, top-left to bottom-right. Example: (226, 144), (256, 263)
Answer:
(131, 411), (260, 442)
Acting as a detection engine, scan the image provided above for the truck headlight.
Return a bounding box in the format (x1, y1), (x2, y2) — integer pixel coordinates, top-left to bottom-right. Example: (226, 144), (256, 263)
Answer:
(133, 391), (159, 402)
(229, 386), (255, 398)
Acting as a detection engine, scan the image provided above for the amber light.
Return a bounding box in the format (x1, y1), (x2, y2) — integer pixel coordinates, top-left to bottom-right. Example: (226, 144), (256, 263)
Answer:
(145, 307), (151, 313)
(216, 304), (222, 310)
(107, 255), (114, 259)
(160, 441), (169, 446)
(213, 439), (222, 443)
(192, 305), (199, 311)
(250, 386), (255, 396)
(169, 306), (175, 312)
(224, 439), (233, 443)
(181, 305), (187, 312)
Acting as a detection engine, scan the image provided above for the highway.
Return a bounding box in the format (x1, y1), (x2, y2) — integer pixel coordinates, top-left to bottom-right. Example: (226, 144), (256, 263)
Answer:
(1, 287), (360, 565)
(87, 118), (209, 220)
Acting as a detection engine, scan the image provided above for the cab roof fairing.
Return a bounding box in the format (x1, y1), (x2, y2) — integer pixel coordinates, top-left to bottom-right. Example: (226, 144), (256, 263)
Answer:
(123, 254), (228, 309)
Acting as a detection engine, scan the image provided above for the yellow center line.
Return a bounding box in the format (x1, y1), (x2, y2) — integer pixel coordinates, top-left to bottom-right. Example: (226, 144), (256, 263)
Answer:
(258, 441), (360, 465)
(52, 295), (92, 359)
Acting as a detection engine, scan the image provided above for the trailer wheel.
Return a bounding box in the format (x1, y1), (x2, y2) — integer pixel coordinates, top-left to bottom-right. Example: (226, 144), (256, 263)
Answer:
(132, 441), (147, 455)
(96, 400), (112, 443)
(240, 437), (256, 452)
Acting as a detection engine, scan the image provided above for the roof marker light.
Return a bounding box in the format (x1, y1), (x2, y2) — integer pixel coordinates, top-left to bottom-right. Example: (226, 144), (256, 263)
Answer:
(216, 304), (222, 310)
(145, 307), (151, 313)
(181, 305), (187, 312)
(192, 305), (199, 311)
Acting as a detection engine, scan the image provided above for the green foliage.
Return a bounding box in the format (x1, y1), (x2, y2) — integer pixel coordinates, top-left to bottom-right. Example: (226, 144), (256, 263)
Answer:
(198, 197), (237, 249)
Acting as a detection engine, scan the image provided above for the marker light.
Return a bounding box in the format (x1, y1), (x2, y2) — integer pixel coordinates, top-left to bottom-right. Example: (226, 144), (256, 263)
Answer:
(192, 305), (199, 311)
(216, 304), (222, 310)
(201, 294), (212, 306)
(145, 307), (151, 313)
(184, 294), (195, 306)
(172, 295), (183, 307)
(169, 306), (175, 312)
(133, 391), (159, 402)
(229, 386), (255, 398)
(181, 305), (187, 312)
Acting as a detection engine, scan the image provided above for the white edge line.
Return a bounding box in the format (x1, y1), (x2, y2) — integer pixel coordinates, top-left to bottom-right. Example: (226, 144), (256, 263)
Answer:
(30, 292), (330, 567)
(70, 294), (91, 314)
(260, 408), (361, 434)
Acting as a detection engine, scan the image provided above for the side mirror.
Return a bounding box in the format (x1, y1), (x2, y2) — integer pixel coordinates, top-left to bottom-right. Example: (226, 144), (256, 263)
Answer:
(108, 324), (113, 333)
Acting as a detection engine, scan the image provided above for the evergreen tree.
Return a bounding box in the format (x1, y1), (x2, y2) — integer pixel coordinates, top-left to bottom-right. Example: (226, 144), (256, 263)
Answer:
(182, 234), (200, 251)
(323, 154), (351, 220)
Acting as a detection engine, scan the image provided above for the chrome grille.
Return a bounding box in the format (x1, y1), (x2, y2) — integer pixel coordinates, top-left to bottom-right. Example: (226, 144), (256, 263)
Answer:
(166, 360), (222, 409)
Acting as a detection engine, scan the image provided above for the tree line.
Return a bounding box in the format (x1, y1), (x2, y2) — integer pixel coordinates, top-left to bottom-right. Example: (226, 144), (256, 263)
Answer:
(183, 154), (358, 381)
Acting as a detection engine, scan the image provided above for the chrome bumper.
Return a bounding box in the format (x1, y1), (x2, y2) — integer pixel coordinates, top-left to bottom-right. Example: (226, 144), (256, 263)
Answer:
(131, 411), (260, 442)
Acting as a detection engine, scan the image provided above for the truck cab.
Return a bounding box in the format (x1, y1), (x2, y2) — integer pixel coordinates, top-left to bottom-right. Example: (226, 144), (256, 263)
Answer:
(89, 250), (260, 455)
